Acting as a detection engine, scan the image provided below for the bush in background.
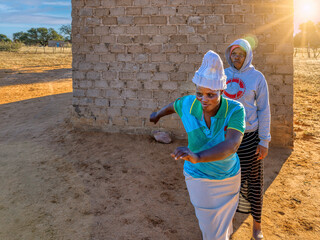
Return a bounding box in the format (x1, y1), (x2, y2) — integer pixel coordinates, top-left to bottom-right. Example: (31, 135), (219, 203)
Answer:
(0, 34), (11, 42)
(0, 41), (23, 52)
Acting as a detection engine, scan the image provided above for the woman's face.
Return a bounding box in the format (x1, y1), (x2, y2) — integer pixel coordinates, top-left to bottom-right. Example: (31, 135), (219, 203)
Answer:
(196, 86), (222, 115)
(230, 47), (246, 70)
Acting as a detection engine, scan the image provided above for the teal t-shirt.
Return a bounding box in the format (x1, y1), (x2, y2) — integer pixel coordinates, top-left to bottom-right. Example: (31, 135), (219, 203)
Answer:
(174, 95), (245, 180)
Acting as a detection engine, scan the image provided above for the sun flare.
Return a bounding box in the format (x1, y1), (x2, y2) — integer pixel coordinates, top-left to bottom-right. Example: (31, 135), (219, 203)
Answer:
(296, 0), (318, 21)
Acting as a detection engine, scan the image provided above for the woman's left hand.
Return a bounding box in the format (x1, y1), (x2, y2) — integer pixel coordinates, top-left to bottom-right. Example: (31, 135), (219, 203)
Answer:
(256, 145), (268, 160)
(171, 147), (199, 164)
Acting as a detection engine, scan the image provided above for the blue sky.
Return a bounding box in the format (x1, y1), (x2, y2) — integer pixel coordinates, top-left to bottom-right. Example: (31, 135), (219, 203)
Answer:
(0, 0), (71, 39)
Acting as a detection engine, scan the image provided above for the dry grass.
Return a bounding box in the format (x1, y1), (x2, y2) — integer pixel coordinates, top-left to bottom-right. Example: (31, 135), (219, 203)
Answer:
(0, 46), (72, 104)
(294, 53), (320, 139)
(0, 46), (72, 74)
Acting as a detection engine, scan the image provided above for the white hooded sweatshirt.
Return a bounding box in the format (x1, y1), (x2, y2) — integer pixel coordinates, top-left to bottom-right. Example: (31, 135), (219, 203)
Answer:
(223, 39), (271, 148)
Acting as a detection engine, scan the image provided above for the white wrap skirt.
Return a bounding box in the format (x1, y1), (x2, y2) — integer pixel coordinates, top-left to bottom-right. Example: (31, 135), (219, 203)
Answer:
(184, 171), (241, 240)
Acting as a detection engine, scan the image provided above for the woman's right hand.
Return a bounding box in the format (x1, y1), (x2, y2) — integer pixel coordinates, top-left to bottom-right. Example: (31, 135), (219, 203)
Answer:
(171, 147), (200, 164)
(150, 111), (160, 124)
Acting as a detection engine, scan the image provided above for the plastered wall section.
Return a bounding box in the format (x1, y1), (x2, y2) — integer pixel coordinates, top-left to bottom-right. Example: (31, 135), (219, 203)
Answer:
(71, 0), (294, 148)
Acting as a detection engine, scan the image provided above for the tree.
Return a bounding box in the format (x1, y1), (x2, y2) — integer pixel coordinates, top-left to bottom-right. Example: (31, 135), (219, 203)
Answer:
(293, 32), (302, 48)
(27, 28), (39, 45)
(0, 34), (11, 42)
(12, 27), (64, 46)
(13, 31), (28, 42)
(48, 28), (64, 41)
(59, 24), (71, 42)
(294, 21), (320, 58)
(37, 28), (49, 46)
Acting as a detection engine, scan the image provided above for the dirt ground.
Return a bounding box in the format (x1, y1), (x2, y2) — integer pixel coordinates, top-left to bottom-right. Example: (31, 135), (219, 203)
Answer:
(0, 50), (319, 240)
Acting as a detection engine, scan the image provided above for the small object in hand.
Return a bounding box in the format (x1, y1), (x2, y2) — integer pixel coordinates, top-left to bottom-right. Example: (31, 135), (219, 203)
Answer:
(153, 131), (172, 144)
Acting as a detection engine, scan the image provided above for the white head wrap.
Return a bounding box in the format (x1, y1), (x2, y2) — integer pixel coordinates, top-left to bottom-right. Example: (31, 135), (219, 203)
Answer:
(192, 50), (227, 90)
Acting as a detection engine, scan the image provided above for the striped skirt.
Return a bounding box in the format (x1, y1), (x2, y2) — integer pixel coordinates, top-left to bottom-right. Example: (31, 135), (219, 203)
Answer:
(236, 130), (264, 223)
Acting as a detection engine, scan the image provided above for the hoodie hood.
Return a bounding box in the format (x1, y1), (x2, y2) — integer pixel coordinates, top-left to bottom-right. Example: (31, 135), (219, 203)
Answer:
(225, 39), (254, 72)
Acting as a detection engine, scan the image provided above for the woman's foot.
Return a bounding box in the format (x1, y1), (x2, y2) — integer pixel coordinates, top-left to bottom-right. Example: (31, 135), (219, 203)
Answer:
(252, 229), (264, 240)
(252, 220), (264, 240)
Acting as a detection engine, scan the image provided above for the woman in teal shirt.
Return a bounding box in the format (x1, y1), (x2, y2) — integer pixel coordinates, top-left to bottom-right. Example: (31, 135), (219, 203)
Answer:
(150, 51), (245, 240)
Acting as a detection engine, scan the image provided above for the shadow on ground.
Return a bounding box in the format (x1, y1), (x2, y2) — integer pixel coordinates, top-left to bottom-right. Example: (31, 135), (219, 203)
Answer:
(233, 146), (292, 233)
(0, 68), (71, 87)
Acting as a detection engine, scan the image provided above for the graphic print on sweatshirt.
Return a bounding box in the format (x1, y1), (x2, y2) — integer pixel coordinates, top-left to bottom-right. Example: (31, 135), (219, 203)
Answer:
(223, 78), (246, 100)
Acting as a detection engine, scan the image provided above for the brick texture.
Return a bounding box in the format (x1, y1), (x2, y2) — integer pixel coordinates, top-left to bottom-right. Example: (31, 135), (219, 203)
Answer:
(72, 0), (294, 147)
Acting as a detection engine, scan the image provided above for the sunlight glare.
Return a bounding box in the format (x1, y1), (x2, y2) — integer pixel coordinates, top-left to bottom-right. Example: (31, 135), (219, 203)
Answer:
(297, 0), (317, 21)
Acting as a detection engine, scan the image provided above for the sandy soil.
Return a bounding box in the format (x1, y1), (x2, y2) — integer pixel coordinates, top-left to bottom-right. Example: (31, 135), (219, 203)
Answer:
(0, 52), (319, 240)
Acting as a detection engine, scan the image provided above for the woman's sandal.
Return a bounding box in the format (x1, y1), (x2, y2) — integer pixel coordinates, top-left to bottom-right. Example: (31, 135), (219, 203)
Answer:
(251, 230), (264, 240)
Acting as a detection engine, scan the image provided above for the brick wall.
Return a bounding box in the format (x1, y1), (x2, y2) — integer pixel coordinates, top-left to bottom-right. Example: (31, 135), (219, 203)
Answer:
(71, 0), (294, 147)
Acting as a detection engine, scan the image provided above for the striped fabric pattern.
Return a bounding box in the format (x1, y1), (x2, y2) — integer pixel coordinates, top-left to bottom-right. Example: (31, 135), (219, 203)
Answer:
(236, 130), (263, 223)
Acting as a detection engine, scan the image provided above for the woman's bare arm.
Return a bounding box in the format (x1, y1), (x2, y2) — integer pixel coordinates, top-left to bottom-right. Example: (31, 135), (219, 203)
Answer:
(150, 102), (175, 124)
(171, 129), (243, 163)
